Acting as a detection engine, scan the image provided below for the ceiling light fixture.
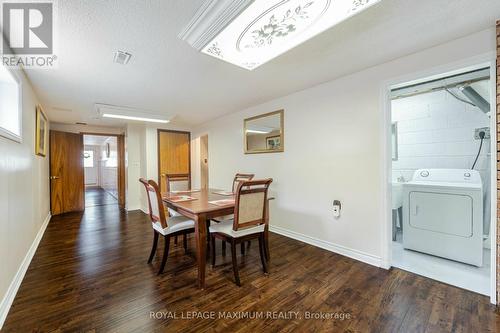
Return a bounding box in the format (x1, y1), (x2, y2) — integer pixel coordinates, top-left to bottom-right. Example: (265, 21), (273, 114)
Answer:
(102, 113), (170, 123)
(180, 0), (381, 70)
(95, 103), (171, 124)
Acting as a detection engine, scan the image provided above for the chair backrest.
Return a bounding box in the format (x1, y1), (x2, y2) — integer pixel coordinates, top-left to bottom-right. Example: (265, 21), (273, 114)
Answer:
(233, 179), (272, 231)
(139, 178), (168, 229)
(232, 173), (255, 193)
(166, 173), (191, 192)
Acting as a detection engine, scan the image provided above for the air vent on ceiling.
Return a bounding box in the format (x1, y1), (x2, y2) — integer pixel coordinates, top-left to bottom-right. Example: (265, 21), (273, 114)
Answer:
(113, 51), (132, 65)
(75, 122), (87, 125)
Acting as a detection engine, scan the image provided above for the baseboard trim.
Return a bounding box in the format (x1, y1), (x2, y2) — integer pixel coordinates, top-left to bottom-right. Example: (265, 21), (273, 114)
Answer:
(269, 225), (382, 268)
(0, 212), (51, 329)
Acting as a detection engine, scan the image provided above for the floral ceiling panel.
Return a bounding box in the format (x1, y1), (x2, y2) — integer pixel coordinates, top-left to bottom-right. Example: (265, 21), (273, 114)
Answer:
(201, 0), (381, 70)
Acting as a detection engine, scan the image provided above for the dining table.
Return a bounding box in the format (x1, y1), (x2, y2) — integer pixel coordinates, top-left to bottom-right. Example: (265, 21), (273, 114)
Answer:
(162, 188), (270, 289)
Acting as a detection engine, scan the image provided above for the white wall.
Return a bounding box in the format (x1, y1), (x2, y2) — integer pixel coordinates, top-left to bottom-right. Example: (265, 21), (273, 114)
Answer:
(392, 89), (491, 181)
(0, 70), (50, 327)
(125, 123), (192, 212)
(191, 28), (496, 267)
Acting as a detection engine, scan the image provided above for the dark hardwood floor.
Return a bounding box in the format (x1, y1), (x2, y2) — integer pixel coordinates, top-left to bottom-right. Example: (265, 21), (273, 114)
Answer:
(85, 187), (118, 207)
(3, 204), (499, 332)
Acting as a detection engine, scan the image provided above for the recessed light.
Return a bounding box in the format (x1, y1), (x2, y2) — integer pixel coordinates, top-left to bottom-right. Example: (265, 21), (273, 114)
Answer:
(182, 0), (380, 70)
(113, 51), (132, 65)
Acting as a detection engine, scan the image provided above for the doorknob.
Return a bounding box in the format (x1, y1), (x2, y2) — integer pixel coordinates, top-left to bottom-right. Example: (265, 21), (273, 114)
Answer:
(50, 176), (60, 180)
(161, 174), (166, 177)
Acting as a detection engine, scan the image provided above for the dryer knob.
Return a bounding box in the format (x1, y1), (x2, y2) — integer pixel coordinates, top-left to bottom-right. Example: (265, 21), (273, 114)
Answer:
(420, 170), (429, 177)
(464, 172), (471, 178)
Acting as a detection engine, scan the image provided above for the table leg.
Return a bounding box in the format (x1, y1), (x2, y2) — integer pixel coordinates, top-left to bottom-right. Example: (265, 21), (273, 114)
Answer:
(194, 213), (207, 289)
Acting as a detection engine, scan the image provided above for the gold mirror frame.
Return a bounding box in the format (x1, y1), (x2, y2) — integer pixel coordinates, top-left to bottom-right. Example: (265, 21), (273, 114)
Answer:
(244, 110), (284, 154)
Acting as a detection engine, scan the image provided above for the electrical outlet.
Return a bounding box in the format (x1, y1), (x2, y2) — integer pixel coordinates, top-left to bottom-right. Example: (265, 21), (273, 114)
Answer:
(474, 127), (490, 140)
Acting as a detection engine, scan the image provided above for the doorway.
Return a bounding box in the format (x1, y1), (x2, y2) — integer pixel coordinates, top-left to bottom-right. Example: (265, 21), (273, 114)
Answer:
(83, 135), (119, 207)
(382, 61), (497, 303)
(157, 129), (191, 194)
(49, 131), (126, 215)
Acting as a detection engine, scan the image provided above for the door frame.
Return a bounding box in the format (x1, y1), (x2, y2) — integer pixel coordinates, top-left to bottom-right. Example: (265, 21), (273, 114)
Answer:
(157, 129), (192, 191)
(81, 132), (126, 210)
(379, 53), (497, 304)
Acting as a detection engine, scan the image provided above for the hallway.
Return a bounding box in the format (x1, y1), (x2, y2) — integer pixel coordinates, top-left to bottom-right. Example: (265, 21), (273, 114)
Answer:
(85, 187), (118, 207)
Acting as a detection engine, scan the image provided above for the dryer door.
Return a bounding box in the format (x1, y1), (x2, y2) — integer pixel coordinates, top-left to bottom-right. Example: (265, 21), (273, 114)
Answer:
(409, 191), (473, 237)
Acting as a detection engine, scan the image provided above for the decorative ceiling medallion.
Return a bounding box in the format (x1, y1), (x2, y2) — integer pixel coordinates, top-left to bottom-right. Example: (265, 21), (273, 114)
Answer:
(200, 0), (381, 70)
(237, 0), (331, 51)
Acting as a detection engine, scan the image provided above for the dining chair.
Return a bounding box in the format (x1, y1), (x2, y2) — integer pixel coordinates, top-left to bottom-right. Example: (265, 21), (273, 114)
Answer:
(210, 178), (272, 286)
(139, 178), (195, 274)
(214, 173), (255, 255)
(232, 173), (255, 193)
(164, 173), (191, 244)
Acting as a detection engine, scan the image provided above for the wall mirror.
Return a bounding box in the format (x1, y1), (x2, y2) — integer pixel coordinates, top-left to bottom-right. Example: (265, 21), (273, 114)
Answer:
(244, 110), (284, 154)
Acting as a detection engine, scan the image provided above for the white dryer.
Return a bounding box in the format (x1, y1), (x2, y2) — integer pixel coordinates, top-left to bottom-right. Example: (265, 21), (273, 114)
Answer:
(402, 169), (483, 267)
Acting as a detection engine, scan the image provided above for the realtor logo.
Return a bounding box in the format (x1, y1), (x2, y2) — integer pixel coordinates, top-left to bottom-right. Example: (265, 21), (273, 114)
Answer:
(2, 2), (53, 54)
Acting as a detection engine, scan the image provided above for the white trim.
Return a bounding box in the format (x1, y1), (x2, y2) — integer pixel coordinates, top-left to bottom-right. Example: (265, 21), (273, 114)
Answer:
(488, 61), (497, 305)
(269, 225), (382, 268)
(380, 53), (497, 304)
(0, 213), (51, 329)
(178, 0), (253, 50)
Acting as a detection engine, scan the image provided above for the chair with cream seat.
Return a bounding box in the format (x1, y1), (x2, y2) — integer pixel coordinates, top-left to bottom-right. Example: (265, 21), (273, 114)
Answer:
(210, 178), (272, 286)
(214, 173), (255, 255)
(163, 173), (191, 216)
(164, 173), (191, 245)
(139, 178), (195, 274)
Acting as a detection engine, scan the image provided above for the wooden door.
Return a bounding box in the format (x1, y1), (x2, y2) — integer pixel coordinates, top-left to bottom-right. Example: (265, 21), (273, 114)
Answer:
(158, 130), (191, 194)
(200, 135), (209, 189)
(50, 130), (84, 215)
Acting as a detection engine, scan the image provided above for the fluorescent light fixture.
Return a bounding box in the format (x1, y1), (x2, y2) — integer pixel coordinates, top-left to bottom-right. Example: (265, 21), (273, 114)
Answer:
(201, 0), (381, 70)
(95, 103), (171, 124)
(102, 113), (170, 123)
(246, 129), (271, 134)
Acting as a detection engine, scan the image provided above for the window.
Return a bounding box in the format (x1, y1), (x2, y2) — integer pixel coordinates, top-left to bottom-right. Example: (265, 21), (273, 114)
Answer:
(83, 150), (94, 168)
(0, 64), (22, 142)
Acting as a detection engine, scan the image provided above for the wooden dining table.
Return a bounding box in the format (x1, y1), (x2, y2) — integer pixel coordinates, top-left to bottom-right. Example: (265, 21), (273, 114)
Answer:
(162, 188), (270, 289)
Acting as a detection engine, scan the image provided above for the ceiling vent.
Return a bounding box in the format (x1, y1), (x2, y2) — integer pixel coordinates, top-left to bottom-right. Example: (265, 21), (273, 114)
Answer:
(113, 51), (132, 65)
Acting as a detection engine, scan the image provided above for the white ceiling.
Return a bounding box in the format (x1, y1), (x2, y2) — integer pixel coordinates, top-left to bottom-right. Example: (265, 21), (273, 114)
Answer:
(23, 0), (500, 128)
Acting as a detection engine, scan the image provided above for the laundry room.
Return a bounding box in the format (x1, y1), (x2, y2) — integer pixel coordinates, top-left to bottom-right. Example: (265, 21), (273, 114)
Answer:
(389, 66), (494, 297)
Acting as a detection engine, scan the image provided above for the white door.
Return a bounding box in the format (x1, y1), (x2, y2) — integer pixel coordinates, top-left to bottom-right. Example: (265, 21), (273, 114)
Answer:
(84, 146), (98, 185)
